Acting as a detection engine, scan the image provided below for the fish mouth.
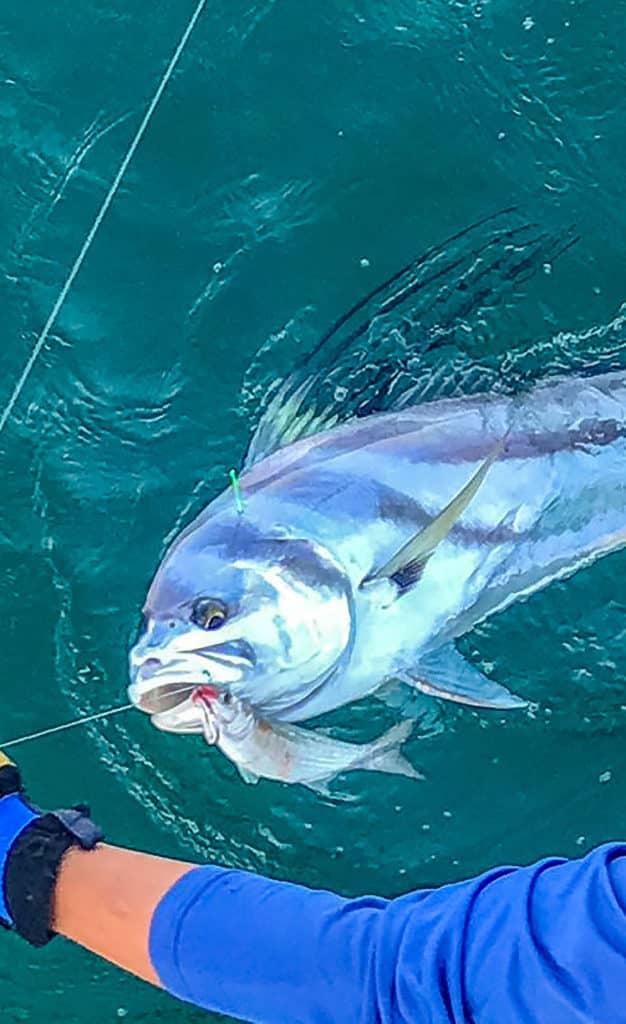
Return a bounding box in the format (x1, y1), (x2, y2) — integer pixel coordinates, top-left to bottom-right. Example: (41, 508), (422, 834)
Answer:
(132, 682), (199, 715)
(129, 652), (217, 714)
(148, 686), (222, 742)
(146, 687), (216, 735)
(128, 672), (225, 740)
(129, 642), (254, 709)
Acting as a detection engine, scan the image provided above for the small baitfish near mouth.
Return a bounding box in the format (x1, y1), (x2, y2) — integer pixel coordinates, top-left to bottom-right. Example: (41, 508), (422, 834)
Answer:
(135, 683), (197, 715)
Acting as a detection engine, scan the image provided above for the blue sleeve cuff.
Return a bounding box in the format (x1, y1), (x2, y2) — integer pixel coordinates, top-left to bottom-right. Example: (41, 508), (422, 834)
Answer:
(0, 793), (38, 923)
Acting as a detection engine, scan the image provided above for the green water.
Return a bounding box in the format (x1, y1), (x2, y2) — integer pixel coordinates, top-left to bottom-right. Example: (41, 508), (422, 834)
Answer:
(2, 1), (626, 1019)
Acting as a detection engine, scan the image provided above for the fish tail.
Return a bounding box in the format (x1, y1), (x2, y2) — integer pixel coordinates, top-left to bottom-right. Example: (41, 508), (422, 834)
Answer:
(362, 719), (424, 781)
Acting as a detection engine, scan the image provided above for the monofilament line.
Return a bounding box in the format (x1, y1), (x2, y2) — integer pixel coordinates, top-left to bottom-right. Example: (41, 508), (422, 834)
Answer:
(0, 703), (135, 750)
(0, 0), (209, 439)
(0, 685), (198, 750)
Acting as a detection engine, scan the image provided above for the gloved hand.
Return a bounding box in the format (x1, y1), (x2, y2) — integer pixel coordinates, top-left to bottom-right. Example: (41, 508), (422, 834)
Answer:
(0, 750), (103, 946)
(0, 751), (39, 931)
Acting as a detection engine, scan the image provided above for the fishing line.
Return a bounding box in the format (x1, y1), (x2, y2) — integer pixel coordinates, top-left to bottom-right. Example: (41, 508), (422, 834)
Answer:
(0, 703), (134, 750)
(0, 6), (211, 753)
(0, 685), (197, 750)
(0, 0), (209, 438)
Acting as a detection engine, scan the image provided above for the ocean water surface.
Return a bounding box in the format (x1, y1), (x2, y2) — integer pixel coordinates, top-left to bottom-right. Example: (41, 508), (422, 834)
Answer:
(2, 1), (626, 1019)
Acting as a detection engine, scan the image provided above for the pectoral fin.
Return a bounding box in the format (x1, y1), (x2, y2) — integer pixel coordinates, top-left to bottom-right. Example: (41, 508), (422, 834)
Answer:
(404, 645), (527, 709)
(363, 440), (505, 593)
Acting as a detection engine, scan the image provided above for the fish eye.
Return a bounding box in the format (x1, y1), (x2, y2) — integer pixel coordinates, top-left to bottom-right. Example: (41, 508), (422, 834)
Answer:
(191, 597), (228, 631)
(222, 691), (233, 706)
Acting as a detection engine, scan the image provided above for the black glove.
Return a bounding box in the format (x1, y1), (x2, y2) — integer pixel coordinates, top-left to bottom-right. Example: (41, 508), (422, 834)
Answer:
(0, 751), (103, 946)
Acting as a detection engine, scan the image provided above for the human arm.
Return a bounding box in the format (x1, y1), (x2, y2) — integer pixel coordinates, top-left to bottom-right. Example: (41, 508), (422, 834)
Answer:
(143, 844), (626, 1024)
(4, 752), (626, 1024)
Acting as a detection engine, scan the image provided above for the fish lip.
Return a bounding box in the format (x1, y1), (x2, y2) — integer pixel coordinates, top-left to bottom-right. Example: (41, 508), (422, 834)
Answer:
(150, 696), (206, 735)
(130, 646), (252, 697)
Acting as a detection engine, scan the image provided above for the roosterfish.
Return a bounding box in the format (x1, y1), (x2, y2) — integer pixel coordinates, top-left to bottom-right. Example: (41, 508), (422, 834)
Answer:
(128, 213), (626, 789)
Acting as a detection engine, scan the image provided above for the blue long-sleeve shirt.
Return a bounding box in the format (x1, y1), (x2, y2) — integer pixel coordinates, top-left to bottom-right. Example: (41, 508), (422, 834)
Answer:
(149, 842), (626, 1023)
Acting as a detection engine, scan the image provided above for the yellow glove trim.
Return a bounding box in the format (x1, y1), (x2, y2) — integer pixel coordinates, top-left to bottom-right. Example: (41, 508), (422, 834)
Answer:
(0, 751), (15, 770)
